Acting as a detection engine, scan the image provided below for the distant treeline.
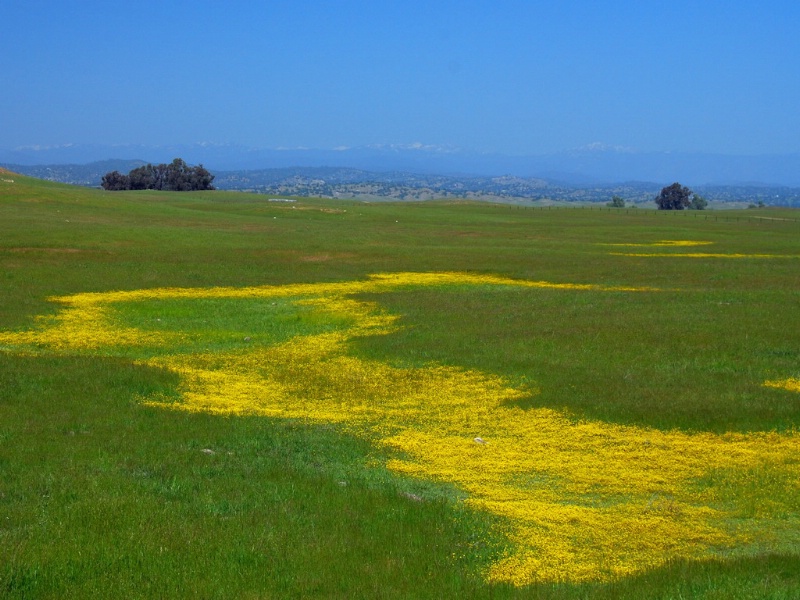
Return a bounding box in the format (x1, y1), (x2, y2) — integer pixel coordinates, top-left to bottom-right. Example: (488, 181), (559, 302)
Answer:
(101, 158), (214, 191)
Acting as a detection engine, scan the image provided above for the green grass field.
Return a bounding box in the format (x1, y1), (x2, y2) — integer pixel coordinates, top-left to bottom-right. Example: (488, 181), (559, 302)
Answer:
(1, 172), (799, 598)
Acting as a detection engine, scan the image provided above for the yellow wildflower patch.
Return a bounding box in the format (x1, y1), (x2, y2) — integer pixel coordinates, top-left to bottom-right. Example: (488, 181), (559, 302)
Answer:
(764, 378), (800, 393)
(1, 272), (797, 586)
(602, 240), (714, 247)
(601, 240), (797, 259)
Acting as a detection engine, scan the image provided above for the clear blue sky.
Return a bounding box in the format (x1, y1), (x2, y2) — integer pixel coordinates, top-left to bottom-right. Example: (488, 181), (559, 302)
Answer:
(2, 0), (799, 155)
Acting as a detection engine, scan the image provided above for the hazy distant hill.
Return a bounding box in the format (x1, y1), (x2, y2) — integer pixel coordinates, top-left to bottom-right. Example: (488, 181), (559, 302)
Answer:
(211, 171), (800, 206)
(0, 159), (146, 187)
(5, 160), (799, 206)
(3, 142), (800, 187)
(210, 168), (654, 204)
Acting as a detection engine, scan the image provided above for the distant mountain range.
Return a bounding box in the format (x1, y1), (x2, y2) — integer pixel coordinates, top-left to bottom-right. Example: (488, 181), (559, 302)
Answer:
(3, 143), (800, 206)
(4, 159), (800, 206)
(3, 142), (800, 187)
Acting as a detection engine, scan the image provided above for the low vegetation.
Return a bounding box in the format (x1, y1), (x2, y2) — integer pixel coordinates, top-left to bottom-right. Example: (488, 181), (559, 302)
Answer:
(1, 173), (798, 598)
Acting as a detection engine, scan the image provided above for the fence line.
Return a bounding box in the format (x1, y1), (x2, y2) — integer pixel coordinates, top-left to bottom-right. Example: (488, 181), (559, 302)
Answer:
(499, 203), (799, 224)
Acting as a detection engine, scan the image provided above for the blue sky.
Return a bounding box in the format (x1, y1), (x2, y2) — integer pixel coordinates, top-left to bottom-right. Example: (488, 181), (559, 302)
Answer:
(2, 0), (799, 156)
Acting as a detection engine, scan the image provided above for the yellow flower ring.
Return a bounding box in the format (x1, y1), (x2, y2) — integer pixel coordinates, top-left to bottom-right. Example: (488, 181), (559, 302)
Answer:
(1, 272), (797, 585)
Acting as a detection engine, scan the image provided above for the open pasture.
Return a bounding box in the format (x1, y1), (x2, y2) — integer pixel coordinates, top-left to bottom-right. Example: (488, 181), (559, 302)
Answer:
(1, 174), (799, 598)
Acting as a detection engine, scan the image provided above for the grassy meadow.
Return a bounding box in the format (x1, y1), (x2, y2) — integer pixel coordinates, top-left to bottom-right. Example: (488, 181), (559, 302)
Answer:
(1, 171), (799, 598)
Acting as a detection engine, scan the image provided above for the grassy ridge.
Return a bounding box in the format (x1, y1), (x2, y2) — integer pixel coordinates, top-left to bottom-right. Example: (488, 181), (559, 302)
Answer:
(1, 174), (799, 597)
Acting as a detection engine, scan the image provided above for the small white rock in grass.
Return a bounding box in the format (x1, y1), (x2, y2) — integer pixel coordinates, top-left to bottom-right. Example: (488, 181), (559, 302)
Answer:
(201, 448), (215, 455)
(474, 437), (486, 444)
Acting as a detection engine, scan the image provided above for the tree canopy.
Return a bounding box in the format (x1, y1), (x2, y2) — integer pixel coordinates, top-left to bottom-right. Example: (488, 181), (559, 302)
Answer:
(655, 183), (692, 210)
(653, 183), (709, 211)
(689, 193), (708, 210)
(607, 195), (625, 208)
(101, 159), (215, 191)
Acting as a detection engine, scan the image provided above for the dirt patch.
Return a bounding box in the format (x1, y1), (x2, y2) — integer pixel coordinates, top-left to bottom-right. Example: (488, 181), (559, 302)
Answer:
(265, 204), (347, 214)
(299, 252), (357, 262)
(0, 167), (18, 183)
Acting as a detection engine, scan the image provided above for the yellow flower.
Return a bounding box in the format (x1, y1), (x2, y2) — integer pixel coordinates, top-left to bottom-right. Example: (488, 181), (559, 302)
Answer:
(764, 378), (800, 393)
(2, 272), (797, 585)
